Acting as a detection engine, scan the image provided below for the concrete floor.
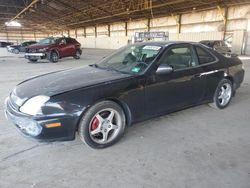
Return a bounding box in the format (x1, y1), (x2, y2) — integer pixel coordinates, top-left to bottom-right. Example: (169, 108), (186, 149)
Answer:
(0, 48), (250, 188)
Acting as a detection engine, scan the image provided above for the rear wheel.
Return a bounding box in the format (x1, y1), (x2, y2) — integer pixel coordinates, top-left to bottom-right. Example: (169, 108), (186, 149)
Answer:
(209, 79), (233, 109)
(13, 49), (20, 54)
(78, 101), (126, 149)
(29, 59), (38, 63)
(73, 50), (81, 59)
(50, 51), (59, 63)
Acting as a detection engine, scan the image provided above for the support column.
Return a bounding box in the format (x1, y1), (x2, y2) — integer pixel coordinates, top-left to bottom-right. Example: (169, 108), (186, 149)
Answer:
(75, 28), (78, 38)
(5, 27), (9, 42)
(84, 27), (86, 38)
(94, 26), (97, 38)
(217, 5), (228, 40)
(147, 18), (150, 32)
(177, 14), (182, 34)
(223, 7), (228, 40)
(125, 22), (128, 36)
(108, 24), (111, 37)
(20, 28), (24, 41)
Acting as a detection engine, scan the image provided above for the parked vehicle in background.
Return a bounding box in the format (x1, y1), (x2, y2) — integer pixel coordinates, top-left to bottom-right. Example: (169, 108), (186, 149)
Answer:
(199, 40), (232, 56)
(7, 41), (37, 54)
(0, 41), (14, 47)
(5, 41), (245, 149)
(24, 37), (82, 63)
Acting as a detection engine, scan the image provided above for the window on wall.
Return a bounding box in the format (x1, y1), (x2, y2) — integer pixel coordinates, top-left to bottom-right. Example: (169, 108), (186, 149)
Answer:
(195, 46), (216, 65)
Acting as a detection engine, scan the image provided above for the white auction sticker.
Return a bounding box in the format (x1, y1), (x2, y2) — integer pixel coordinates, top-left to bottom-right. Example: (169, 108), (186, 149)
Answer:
(143, 46), (161, 50)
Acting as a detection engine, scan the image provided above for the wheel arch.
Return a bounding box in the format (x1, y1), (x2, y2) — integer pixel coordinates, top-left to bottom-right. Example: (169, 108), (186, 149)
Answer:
(224, 75), (234, 84)
(106, 98), (132, 126)
(75, 98), (133, 132)
(50, 49), (60, 57)
(224, 75), (235, 91)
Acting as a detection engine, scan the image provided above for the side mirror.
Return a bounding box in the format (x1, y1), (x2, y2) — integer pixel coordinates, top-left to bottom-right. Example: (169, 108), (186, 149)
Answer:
(156, 64), (173, 75)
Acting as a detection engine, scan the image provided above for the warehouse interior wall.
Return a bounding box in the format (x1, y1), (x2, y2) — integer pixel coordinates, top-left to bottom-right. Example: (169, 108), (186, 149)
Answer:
(64, 4), (249, 54)
(0, 29), (49, 44)
(1, 4), (249, 54)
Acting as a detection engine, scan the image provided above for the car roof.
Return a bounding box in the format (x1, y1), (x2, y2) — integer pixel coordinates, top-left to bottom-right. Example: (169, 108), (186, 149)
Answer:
(134, 41), (200, 47)
(200, 40), (223, 42)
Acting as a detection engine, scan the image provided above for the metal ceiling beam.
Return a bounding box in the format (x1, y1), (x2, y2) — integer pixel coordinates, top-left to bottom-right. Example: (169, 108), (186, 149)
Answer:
(11, 0), (40, 21)
(66, 0), (186, 26)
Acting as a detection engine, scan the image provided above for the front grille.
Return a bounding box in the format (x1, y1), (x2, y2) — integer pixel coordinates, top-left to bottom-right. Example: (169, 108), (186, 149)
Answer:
(28, 48), (37, 53)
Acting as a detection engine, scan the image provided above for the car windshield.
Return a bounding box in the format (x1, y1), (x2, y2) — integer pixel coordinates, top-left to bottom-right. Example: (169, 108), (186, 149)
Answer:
(97, 44), (162, 74)
(38, 37), (57, 44)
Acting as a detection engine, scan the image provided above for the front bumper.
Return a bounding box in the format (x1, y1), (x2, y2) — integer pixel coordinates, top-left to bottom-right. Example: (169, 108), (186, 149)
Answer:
(4, 97), (77, 141)
(24, 53), (47, 60)
(7, 47), (13, 52)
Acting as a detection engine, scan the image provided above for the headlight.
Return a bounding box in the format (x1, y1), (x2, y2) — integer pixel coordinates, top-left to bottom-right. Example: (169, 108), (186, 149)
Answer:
(38, 48), (48, 52)
(20, 95), (50, 116)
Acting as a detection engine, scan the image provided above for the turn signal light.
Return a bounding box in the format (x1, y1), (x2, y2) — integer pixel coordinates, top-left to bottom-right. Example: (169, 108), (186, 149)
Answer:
(45, 122), (61, 128)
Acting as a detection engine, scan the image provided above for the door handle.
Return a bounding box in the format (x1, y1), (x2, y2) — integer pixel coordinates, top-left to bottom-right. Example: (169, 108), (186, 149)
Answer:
(192, 74), (202, 79)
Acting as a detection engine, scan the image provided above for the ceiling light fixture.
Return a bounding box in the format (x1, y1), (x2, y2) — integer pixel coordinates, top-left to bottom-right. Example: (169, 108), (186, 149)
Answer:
(5, 21), (22, 27)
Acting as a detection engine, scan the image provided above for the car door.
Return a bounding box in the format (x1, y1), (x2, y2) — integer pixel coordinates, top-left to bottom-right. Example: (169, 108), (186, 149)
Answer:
(65, 38), (76, 56)
(57, 38), (69, 57)
(193, 45), (225, 101)
(145, 44), (206, 116)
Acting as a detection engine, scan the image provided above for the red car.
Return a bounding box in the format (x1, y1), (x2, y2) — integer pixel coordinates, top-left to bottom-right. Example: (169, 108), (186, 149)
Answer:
(25, 37), (82, 63)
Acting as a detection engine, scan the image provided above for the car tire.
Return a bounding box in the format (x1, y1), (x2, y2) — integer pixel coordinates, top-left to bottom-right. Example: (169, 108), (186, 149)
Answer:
(73, 50), (81, 59)
(78, 101), (126, 149)
(50, 51), (59, 63)
(13, 49), (20, 54)
(29, 59), (38, 63)
(209, 79), (233, 109)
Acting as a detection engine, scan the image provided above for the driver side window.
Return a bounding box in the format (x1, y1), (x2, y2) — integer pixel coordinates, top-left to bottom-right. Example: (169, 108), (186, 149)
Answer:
(160, 46), (197, 70)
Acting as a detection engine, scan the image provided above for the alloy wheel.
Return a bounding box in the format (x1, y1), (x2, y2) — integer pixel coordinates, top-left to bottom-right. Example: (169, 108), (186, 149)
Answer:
(218, 83), (232, 106)
(52, 52), (58, 62)
(89, 108), (122, 144)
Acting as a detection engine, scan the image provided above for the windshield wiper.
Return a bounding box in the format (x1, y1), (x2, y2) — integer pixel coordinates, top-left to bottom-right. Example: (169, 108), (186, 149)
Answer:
(90, 63), (132, 75)
(106, 66), (133, 75)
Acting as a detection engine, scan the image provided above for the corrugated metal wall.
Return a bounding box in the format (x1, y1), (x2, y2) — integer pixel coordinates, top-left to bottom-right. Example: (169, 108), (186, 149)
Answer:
(62, 4), (249, 53)
(0, 29), (49, 44)
(2, 4), (249, 53)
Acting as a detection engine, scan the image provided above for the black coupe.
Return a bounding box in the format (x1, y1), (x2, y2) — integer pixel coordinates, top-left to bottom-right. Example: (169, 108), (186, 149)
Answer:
(5, 42), (244, 148)
(7, 41), (37, 54)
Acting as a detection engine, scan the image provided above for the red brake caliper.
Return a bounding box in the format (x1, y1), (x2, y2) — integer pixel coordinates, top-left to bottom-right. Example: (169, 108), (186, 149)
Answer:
(91, 117), (99, 130)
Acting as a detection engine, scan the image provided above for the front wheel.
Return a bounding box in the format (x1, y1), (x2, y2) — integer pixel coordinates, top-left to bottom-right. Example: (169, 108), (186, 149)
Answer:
(209, 79), (233, 109)
(78, 101), (126, 149)
(50, 51), (59, 63)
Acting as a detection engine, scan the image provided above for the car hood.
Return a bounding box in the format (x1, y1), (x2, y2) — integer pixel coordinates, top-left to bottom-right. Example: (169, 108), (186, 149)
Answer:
(9, 45), (20, 48)
(27, 43), (54, 49)
(14, 66), (132, 101)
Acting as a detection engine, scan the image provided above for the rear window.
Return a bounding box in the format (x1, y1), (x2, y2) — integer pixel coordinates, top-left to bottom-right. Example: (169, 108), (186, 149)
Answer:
(195, 46), (216, 65)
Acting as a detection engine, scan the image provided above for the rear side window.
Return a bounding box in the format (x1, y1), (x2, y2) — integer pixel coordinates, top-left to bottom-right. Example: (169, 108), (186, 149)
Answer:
(66, 38), (75, 44)
(160, 46), (198, 70)
(195, 46), (216, 65)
